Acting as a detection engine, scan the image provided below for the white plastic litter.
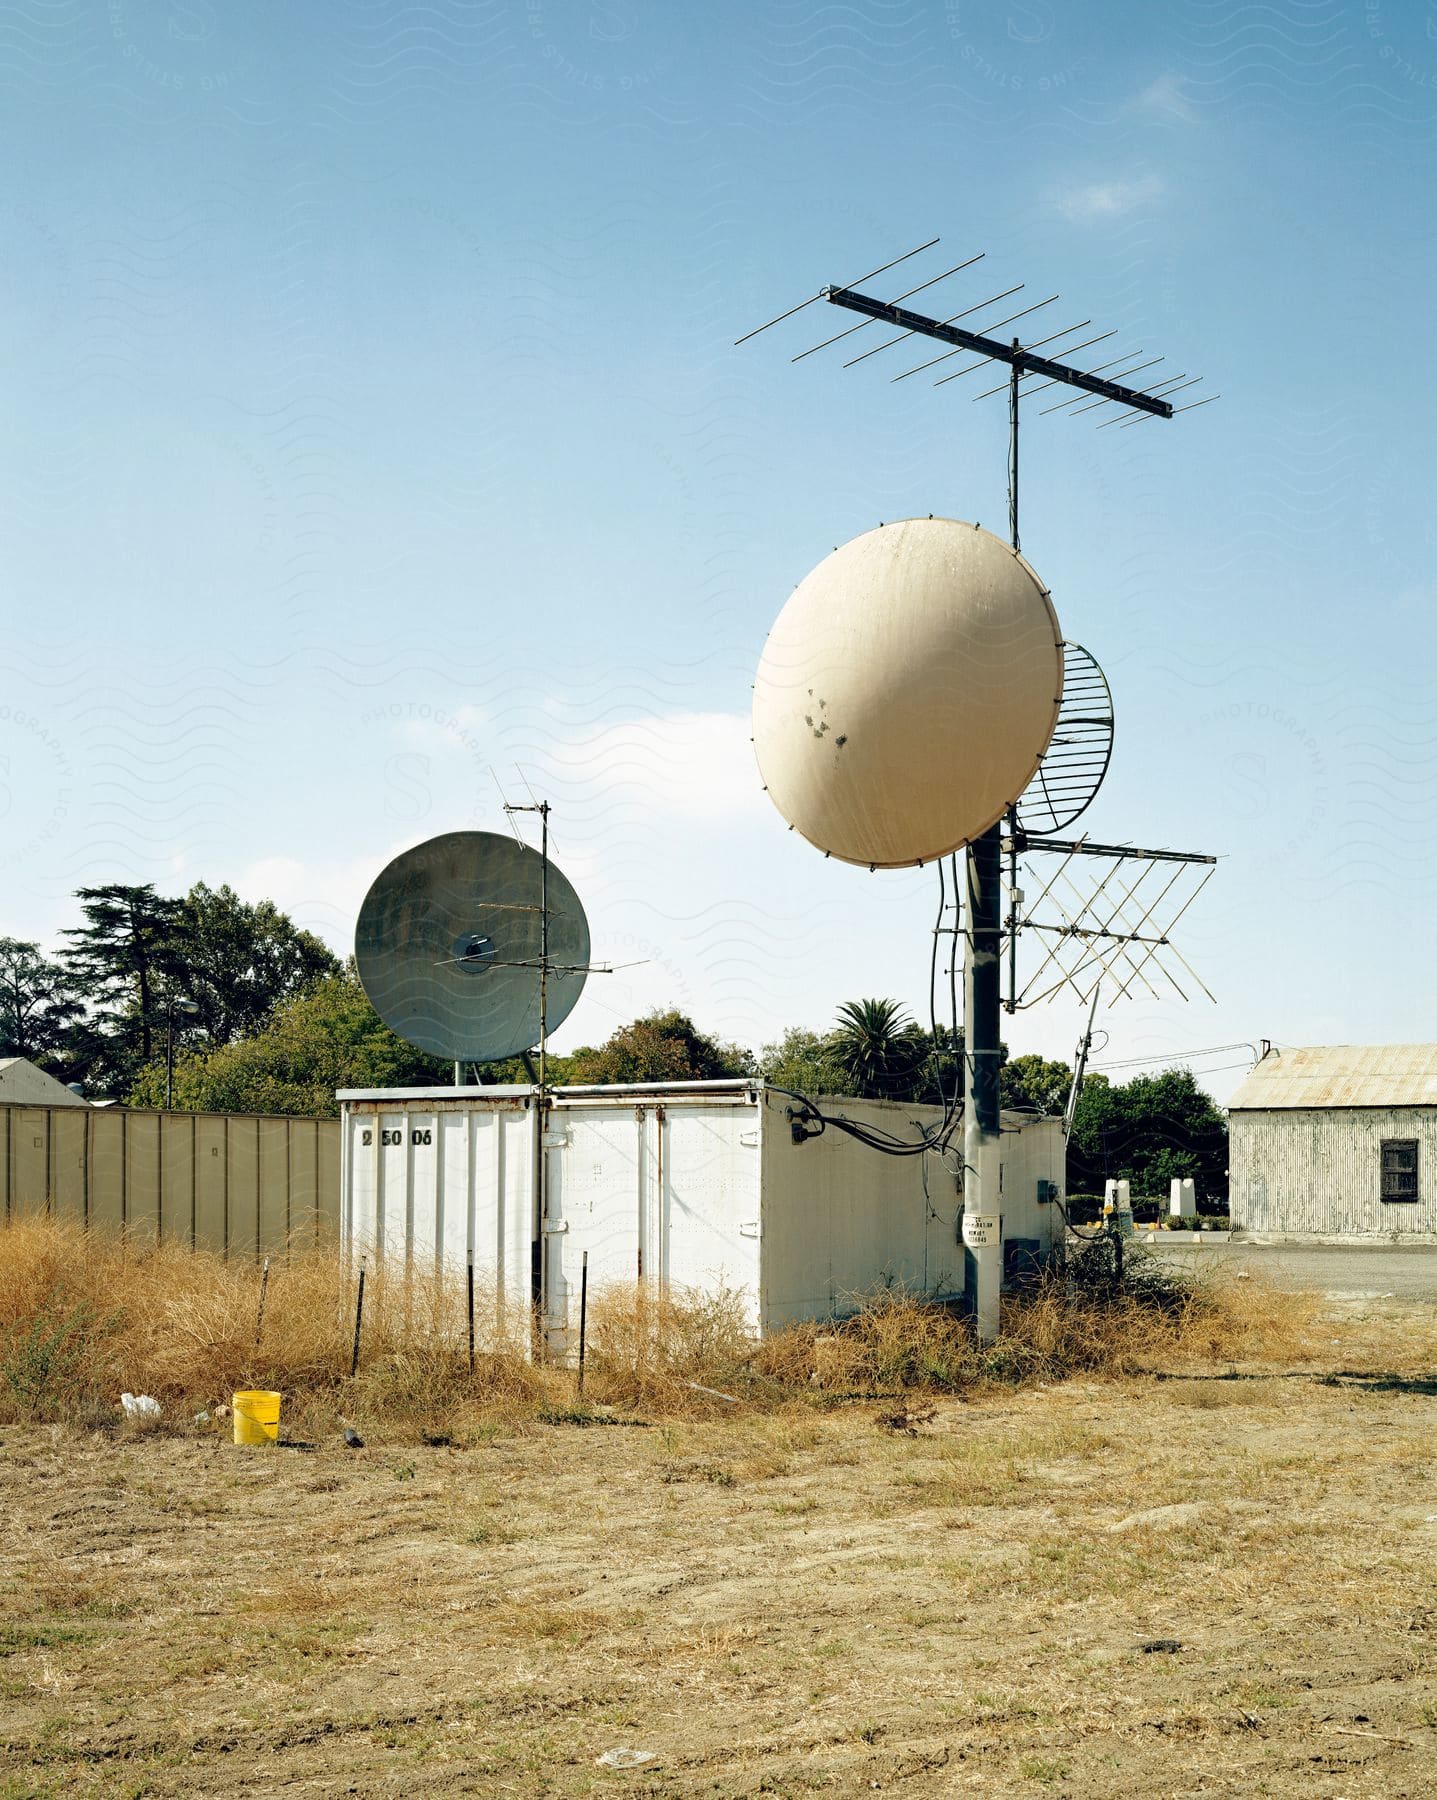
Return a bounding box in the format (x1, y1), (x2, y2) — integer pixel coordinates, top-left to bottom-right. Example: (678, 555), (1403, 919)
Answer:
(120, 1392), (161, 1420)
(595, 1748), (655, 1769)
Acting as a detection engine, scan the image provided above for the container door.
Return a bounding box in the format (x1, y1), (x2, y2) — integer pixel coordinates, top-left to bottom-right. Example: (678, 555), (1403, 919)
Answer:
(542, 1106), (648, 1357)
(660, 1107), (761, 1309)
(343, 1102), (538, 1349)
(461, 1106), (537, 1350)
(541, 1104), (763, 1356)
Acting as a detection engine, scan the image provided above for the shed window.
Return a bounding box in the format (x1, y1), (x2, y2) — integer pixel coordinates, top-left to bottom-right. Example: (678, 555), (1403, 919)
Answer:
(1380, 1138), (1419, 1203)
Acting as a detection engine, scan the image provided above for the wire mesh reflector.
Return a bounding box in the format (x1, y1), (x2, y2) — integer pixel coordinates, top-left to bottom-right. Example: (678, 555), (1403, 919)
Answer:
(1015, 642), (1114, 834)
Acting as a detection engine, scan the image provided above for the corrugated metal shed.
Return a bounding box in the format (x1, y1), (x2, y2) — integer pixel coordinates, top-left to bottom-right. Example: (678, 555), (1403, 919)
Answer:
(1228, 1045), (1437, 1112)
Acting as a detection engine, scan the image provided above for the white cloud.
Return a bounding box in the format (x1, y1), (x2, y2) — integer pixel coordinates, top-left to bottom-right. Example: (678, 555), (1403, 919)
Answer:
(1135, 72), (1198, 122)
(537, 710), (763, 825)
(1056, 174), (1165, 223)
(233, 852), (386, 955)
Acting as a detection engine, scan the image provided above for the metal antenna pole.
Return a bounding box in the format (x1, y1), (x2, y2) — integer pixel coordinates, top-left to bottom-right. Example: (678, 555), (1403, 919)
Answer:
(1008, 347), (1021, 553)
(537, 799), (551, 1354)
(538, 799), (550, 1095)
(1003, 353), (1022, 1014)
(1006, 807), (1019, 1017)
(964, 825), (1004, 1342)
(962, 351), (1029, 1342)
(504, 794), (557, 1352)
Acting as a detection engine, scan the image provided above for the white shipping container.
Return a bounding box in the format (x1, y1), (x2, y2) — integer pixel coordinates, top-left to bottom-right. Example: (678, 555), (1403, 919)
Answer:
(338, 1081), (1064, 1349)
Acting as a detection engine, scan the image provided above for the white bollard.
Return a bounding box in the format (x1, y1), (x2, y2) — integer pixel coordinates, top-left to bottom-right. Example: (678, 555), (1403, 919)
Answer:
(1105, 1178), (1133, 1237)
(1170, 1177), (1186, 1219)
(1182, 1177), (1197, 1215)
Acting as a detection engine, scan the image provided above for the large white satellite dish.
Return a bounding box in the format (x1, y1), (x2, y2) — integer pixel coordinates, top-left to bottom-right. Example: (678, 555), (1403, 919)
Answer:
(752, 517), (1064, 868)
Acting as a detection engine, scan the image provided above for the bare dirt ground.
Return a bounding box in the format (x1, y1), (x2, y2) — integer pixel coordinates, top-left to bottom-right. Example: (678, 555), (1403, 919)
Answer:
(3, 1298), (1437, 1798)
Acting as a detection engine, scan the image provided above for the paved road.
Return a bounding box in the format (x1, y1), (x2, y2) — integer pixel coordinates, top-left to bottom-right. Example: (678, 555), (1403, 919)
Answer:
(1151, 1240), (1437, 1304)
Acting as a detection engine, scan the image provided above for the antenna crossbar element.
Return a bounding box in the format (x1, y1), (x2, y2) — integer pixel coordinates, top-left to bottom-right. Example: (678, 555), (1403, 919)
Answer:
(1008, 833), (1216, 867)
(1002, 839), (1216, 1010)
(821, 287), (1176, 417)
(734, 238), (940, 345)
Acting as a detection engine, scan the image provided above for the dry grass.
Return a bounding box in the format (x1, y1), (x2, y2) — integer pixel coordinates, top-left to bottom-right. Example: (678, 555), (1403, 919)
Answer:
(0, 1217), (542, 1440)
(0, 1217), (1315, 1444)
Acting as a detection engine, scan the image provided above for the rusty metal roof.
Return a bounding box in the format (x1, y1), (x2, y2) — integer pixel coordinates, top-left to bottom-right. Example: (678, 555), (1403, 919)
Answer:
(1228, 1044), (1437, 1111)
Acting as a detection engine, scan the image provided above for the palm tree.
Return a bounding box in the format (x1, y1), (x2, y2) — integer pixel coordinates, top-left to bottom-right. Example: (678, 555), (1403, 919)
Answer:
(828, 998), (925, 1100)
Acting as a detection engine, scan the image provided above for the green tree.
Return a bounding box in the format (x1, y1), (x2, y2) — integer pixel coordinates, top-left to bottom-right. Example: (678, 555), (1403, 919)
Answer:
(828, 998), (926, 1101)
(758, 1025), (850, 1096)
(565, 1009), (754, 1085)
(0, 939), (81, 1066)
(1145, 1145), (1201, 1194)
(1068, 1067), (1227, 1202)
(1001, 1052), (1072, 1116)
(61, 884), (185, 1087)
(758, 1015), (965, 1104)
(177, 882), (341, 1043)
(127, 968), (448, 1116)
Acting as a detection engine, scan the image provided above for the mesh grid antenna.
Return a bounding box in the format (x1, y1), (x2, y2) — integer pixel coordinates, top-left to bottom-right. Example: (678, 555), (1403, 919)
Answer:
(1014, 642), (1114, 836)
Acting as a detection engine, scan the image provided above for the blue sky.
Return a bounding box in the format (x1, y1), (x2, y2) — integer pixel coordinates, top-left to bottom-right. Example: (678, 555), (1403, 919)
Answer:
(3, 0), (1435, 1099)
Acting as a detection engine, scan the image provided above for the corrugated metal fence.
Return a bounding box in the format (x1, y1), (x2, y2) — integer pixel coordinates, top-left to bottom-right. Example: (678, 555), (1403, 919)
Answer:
(0, 1103), (340, 1258)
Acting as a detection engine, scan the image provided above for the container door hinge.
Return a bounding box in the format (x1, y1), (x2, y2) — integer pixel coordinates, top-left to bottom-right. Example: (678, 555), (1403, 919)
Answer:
(542, 1220), (569, 1235)
(738, 1219), (762, 1239)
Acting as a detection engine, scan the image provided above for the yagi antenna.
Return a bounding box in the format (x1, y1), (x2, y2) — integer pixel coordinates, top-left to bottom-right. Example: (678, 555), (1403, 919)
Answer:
(739, 240), (1216, 442)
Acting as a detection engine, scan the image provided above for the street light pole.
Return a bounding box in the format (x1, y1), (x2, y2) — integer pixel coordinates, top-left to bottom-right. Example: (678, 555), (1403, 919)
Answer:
(165, 996), (200, 1109)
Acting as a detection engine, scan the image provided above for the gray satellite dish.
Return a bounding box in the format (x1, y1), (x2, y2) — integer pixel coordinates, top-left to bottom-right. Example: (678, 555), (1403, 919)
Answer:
(1014, 642), (1115, 835)
(355, 831), (590, 1063)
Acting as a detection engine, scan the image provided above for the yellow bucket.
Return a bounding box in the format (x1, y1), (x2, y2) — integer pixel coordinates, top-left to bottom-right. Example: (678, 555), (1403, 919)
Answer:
(232, 1389), (282, 1446)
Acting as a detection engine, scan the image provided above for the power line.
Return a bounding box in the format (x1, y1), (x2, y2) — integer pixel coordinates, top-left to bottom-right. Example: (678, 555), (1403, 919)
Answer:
(1088, 1041), (1256, 1073)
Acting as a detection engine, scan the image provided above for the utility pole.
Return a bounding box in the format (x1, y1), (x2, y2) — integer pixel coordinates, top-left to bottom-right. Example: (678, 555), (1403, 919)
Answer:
(505, 799), (554, 1348)
(962, 354), (1024, 1341)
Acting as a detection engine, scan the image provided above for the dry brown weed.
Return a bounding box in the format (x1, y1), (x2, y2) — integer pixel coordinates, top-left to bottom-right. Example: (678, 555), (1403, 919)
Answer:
(0, 1218), (1317, 1440)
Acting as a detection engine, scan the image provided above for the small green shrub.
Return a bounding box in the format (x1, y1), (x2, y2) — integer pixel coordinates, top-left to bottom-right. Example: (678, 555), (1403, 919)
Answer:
(1, 1290), (121, 1421)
